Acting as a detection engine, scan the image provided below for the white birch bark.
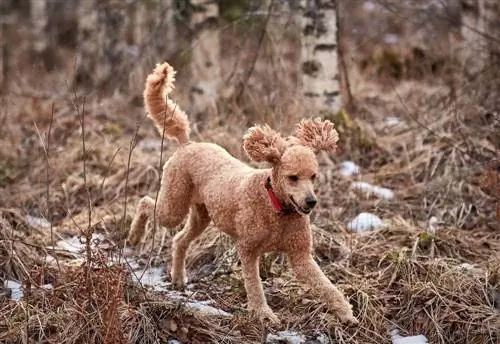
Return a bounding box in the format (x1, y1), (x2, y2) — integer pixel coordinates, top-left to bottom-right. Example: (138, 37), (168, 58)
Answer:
(300, 0), (341, 115)
(31, 0), (49, 55)
(189, 0), (221, 115)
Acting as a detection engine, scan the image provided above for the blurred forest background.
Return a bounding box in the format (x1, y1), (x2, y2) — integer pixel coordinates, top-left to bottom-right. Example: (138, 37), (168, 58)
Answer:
(0, 1), (499, 343)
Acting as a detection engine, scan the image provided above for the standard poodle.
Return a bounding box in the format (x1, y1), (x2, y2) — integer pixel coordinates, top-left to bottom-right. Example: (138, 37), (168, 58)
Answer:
(127, 62), (358, 325)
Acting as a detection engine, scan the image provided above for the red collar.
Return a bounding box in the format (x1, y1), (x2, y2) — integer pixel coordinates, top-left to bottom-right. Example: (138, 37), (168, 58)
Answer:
(265, 177), (296, 215)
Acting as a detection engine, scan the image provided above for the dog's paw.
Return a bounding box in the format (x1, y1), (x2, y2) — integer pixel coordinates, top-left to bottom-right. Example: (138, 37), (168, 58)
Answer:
(337, 309), (359, 325)
(250, 305), (280, 325)
(171, 272), (187, 290)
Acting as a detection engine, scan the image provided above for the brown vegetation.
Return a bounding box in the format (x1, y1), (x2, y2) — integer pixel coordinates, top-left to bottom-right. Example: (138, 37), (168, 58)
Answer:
(0, 1), (499, 343)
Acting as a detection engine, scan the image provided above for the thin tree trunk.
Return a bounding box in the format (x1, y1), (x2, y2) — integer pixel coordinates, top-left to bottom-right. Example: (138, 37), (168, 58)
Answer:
(76, 0), (99, 88)
(460, 0), (487, 78)
(189, 0), (221, 115)
(300, 0), (341, 116)
(30, 0), (55, 69)
(0, 2), (8, 92)
(96, 1), (131, 94)
(128, 1), (176, 97)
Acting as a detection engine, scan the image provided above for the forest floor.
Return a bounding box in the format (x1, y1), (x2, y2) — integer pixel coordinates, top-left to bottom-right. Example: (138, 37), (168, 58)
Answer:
(1, 2), (499, 344)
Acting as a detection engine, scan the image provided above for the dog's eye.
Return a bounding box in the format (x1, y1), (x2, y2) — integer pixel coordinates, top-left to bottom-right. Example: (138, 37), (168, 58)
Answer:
(311, 174), (316, 181)
(288, 175), (299, 182)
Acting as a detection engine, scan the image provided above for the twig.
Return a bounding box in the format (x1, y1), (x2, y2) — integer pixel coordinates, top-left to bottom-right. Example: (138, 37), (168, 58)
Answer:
(33, 102), (61, 273)
(72, 89), (94, 305)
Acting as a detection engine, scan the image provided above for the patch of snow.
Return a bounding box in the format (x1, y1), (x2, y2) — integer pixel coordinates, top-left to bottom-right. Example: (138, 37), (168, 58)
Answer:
(339, 161), (360, 177)
(315, 333), (330, 344)
(183, 301), (232, 317)
(351, 181), (395, 200)
(130, 264), (232, 317)
(348, 212), (385, 233)
(26, 215), (50, 228)
(267, 330), (306, 344)
(5, 280), (23, 301)
(132, 266), (169, 290)
(48, 233), (105, 255)
(390, 329), (428, 344)
(167, 340), (182, 344)
(386, 116), (402, 126)
(363, 1), (376, 12)
(459, 263), (475, 270)
(137, 139), (166, 151)
(384, 33), (399, 45)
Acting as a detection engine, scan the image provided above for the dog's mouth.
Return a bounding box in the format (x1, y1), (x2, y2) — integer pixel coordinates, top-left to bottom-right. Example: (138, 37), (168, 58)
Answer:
(289, 196), (312, 215)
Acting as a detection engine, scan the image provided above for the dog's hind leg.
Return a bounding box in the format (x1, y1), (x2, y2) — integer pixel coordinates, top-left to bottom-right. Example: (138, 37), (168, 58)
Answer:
(128, 156), (193, 246)
(171, 203), (210, 289)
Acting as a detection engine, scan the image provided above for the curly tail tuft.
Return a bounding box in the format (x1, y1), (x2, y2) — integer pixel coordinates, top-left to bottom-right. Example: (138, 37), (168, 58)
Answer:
(143, 62), (190, 144)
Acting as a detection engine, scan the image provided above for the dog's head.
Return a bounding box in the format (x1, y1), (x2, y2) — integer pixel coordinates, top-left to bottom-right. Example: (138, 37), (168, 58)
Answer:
(243, 118), (339, 215)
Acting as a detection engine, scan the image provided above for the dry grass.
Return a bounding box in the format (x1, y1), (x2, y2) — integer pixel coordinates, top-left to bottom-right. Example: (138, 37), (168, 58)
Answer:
(1, 2), (500, 344)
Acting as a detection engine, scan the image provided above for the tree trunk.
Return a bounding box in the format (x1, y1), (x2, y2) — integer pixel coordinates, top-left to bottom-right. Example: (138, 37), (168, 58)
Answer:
(75, 0), (99, 88)
(0, 1), (8, 92)
(30, 0), (55, 70)
(128, 1), (176, 97)
(300, 0), (341, 116)
(96, 1), (131, 94)
(189, 0), (221, 116)
(460, 0), (500, 107)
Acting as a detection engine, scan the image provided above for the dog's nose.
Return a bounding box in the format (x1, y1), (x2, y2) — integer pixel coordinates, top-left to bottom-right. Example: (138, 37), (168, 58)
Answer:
(305, 196), (317, 208)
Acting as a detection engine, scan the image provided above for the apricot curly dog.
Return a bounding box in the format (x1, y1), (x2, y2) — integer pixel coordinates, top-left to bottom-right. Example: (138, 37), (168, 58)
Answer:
(128, 62), (358, 325)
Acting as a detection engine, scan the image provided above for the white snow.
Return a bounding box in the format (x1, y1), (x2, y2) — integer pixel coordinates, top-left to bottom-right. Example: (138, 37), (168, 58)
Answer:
(315, 333), (330, 344)
(459, 263), (475, 270)
(390, 329), (428, 344)
(47, 233), (105, 255)
(267, 330), (305, 344)
(137, 139), (166, 151)
(26, 215), (51, 228)
(386, 116), (402, 126)
(351, 181), (395, 200)
(167, 340), (182, 344)
(4, 280), (23, 301)
(348, 212), (385, 233)
(384, 33), (399, 45)
(363, 1), (376, 12)
(183, 300), (232, 317)
(131, 264), (232, 317)
(338, 161), (360, 177)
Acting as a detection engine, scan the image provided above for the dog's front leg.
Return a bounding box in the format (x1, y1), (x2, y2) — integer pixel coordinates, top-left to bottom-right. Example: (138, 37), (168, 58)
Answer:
(288, 251), (358, 324)
(238, 247), (280, 324)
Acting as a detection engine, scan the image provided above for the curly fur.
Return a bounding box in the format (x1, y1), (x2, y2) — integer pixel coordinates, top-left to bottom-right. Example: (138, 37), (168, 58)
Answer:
(295, 117), (339, 153)
(243, 125), (287, 165)
(144, 62), (190, 144)
(127, 62), (358, 325)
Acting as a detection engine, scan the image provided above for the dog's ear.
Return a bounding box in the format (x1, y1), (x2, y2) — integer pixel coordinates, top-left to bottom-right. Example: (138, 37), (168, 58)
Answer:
(295, 117), (339, 154)
(243, 124), (286, 165)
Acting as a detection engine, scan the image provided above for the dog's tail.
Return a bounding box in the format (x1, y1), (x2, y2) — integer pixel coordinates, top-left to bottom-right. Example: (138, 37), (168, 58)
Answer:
(143, 62), (190, 144)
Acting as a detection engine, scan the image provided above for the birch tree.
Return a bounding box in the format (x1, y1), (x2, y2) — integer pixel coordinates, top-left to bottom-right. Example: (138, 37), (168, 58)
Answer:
(30, 0), (54, 69)
(300, 0), (341, 115)
(460, 0), (500, 78)
(189, 0), (221, 115)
